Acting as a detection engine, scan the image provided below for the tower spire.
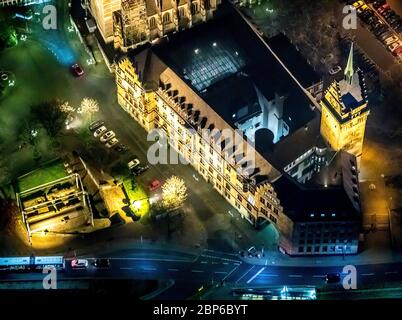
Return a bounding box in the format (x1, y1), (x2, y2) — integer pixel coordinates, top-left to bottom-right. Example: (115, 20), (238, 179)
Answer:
(344, 42), (354, 85)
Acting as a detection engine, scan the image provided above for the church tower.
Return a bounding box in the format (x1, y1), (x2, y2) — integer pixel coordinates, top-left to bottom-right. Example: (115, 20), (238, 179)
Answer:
(320, 43), (370, 159)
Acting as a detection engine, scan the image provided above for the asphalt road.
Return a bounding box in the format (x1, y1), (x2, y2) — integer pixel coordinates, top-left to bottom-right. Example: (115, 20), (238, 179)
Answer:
(1, 249), (402, 299)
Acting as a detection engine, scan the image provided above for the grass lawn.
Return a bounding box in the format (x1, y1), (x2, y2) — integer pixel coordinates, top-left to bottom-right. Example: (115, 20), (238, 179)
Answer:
(17, 160), (66, 192)
(122, 177), (150, 217)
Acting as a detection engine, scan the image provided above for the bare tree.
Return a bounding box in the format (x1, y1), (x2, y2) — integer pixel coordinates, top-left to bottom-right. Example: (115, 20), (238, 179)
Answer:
(80, 98), (99, 120)
(162, 176), (188, 209)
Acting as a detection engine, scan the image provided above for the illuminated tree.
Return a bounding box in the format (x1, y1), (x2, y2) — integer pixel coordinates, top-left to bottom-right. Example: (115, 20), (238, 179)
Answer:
(162, 176), (187, 209)
(80, 98), (99, 119)
(58, 101), (75, 114)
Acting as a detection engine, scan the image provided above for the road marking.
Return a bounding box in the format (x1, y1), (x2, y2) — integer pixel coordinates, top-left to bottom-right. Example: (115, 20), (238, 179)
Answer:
(288, 274), (303, 278)
(361, 273), (375, 276)
(312, 275), (325, 278)
(223, 264), (242, 281)
(108, 257), (194, 263)
(385, 271), (398, 275)
(200, 254), (241, 263)
(143, 267), (156, 271)
(120, 267), (133, 270)
(261, 274), (278, 277)
(236, 265), (255, 283)
(222, 262), (229, 265)
(214, 271), (228, 274)
(203, 249), (238, 257)
(200, 261), (208, 264)
(168, 269), (179, 272)
(192, 270), (204, 273)
(247, 267), (265, 284)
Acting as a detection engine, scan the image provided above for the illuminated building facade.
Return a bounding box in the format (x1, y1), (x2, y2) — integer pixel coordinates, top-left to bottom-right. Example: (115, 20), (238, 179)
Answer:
(320, 43), (370, 159)
(115, 5), (362, 255)
(88, 0), (122, 42)
(113, 0), (220, 51)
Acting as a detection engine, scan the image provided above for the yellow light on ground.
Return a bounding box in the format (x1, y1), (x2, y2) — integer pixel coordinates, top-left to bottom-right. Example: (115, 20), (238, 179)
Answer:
(132, 200), (142, 210)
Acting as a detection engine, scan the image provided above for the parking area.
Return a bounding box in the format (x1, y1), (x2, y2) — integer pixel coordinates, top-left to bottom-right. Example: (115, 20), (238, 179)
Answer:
(349, 0), (402, 60)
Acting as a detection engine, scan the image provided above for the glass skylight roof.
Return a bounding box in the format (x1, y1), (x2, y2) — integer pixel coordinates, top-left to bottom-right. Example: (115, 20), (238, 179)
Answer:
(181, 41), (245, 91)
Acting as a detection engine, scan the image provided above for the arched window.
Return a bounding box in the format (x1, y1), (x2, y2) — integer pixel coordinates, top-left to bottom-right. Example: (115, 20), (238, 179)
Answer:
(205, 0), (211, 10)
(191, 2), (199, 14)
(149, 17), (156, 28)
(178, 7), (185, 17)
(163, 12), (171, 24)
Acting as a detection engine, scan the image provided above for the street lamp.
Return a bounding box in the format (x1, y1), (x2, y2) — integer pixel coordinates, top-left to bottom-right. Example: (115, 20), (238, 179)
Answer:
(132, 197), (148, 213)
(132, 200), (142, 210)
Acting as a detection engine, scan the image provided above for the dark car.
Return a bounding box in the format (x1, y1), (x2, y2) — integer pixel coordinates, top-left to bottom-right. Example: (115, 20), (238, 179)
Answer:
(373, 0), (386, 10)
(326, 273), (341, 284)
(374, 25), (389, 36)
(383, 10), (395, 19)
(93, 258), (111, 269)
(88, 120), (105, 132)
(114, 144), (128, 153)
(133, 164), (149, 176)
(71, 63), (84, 77)
(379, 30), (393, 41)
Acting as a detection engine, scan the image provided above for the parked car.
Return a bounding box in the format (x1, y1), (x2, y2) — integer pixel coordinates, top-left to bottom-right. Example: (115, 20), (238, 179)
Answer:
(149, 179), (161, 191)
(352, 1), (364, 9)
(93, 259), (111, 269)
(89, 120), (105, 132)
(359, 9), (374, 23)
(105, 137), (119, 148)
(71, 63), (84, 77)
(326, 273), (341, 284)
(329, 65), (342, 75)
(383, 9), (395, 19)
(94, 126), (107, 137)
(128, 157), (140, 170)
(357, 4), (369, 14)
(393, 46), (402, 57)
(373, 0), (386, 10)
(378, 4), (390, 15)
(384, 35), (399, 46)
(379, 30), (393, 41)
(373, 25), (388, 36)
(390, 18), (402, 29)
(71, 259), (89, 269)
(388, 41), (402, 53)
(100, 130), (115, 143)
(133, 164), (149, 176)
(114, 144), (128, 153)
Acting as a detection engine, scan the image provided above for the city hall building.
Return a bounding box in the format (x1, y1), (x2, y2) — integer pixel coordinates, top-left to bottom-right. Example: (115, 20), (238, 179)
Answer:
(87, 0), (219, 47)
(115, 4), (368, 255)
(113, 0), (220, 51)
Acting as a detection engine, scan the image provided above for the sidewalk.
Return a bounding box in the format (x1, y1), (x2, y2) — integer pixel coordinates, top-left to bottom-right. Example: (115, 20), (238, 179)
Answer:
(240, 230), (402, 267)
